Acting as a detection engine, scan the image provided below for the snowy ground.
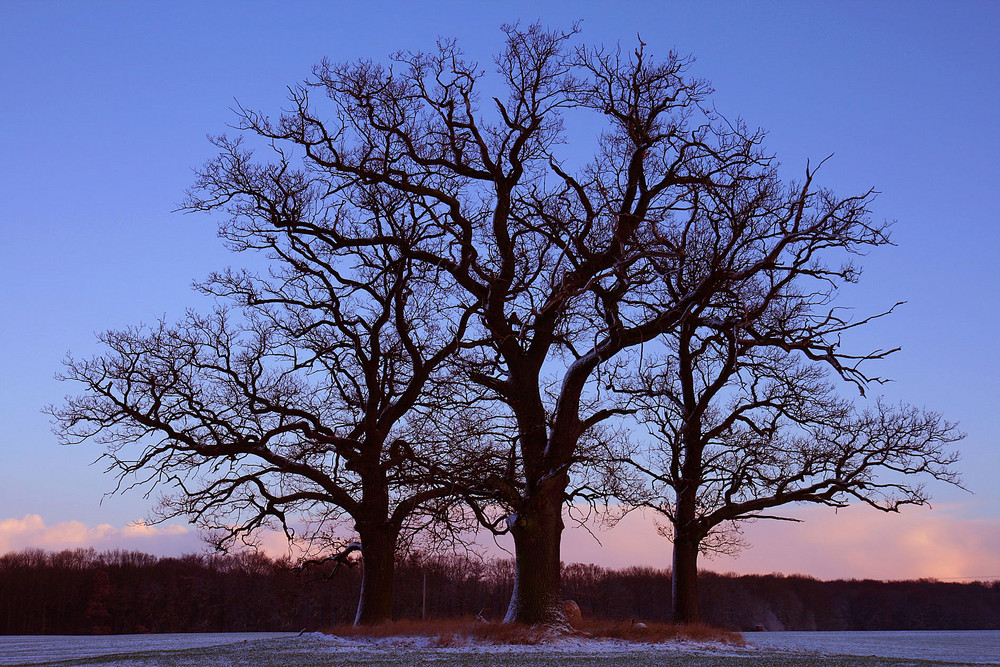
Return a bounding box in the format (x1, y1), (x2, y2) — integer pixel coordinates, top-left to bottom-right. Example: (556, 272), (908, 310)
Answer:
(0, 633), (292, 665)
(749, 631), (1000, 665)
(2, 631), (997, 666)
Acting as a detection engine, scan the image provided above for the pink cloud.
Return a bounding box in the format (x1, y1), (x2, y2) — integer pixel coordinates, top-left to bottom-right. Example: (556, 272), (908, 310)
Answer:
(0, 515), (202, 556)
(552, 503), (1000, 582)
(0, 515), (311, 559)
(703, 503), (1000, 581)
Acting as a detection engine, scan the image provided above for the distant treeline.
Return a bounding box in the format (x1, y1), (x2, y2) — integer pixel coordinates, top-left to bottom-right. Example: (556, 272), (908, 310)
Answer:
(2, 548), (997, 634)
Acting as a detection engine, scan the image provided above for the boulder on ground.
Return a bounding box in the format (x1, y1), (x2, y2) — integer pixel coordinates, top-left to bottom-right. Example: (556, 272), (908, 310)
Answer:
(563, 599), (583, 626)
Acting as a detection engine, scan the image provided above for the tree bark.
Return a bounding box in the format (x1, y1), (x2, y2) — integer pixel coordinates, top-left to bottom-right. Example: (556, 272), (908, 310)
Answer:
(503, 486), (567, 626)
(671, 530), (701, 624)
(354, 523), (398, 626)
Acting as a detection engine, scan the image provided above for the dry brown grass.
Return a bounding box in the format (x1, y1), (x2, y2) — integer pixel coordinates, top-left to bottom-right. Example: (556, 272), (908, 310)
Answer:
(321, 616), (743, 647)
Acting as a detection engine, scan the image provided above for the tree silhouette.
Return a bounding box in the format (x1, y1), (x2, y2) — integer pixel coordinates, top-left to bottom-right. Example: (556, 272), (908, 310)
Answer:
(611, 159), (963, 622)
(52, 229), (488, 624)
(50, 22), (961, 628)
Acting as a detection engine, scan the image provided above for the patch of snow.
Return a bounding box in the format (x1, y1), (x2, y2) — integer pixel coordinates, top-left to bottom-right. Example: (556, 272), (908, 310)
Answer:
(299, 632), (754, 657)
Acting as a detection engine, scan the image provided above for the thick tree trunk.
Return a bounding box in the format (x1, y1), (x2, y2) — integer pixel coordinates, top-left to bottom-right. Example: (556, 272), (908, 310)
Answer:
(671, 530), (701, 624)
(503, 487), (567, 626)
(354, 524), (398, 626)
(673, 326), (705, 626)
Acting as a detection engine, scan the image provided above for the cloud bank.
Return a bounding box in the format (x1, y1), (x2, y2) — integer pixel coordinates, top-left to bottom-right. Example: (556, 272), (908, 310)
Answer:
(0, 515), (202, 556)
(556, 503), (1000, 581)
(0, 515), (316, 559)
(4, 505), (999, 582)
(704, 503), (1000, 581)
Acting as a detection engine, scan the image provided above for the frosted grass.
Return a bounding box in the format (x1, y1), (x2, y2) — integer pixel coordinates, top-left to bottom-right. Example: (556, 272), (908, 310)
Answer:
(1, 631), (997, 666)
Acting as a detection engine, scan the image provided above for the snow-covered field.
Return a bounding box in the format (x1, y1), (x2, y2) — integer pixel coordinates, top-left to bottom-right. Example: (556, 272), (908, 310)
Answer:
(749, 631), (1000, 665)
(0, 633), (293, 665)
(1, 630), (997, 666)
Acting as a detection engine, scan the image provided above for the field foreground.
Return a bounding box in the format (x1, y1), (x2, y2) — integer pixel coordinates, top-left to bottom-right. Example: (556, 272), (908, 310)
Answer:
(4, 631), (997, 667)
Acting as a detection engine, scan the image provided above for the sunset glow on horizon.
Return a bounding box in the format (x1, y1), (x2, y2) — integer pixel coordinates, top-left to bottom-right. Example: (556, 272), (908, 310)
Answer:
(4, 504), (999, 584)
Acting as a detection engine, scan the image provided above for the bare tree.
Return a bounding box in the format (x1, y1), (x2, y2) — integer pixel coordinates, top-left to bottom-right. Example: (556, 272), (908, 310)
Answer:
(181, 24), (780, 625)
(613, 160), (964, 623)
(51, 222), (487, 625)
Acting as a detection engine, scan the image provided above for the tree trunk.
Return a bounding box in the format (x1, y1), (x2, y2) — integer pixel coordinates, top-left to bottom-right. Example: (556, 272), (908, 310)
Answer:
(503, 486), (567, 626)
(671, 530), (701, 624)
(673, 325), (705, 626)
(354, 524), (398, 626)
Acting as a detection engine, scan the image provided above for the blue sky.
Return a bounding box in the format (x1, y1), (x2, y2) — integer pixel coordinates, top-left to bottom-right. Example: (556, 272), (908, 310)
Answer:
(1, 1), (997, 579)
